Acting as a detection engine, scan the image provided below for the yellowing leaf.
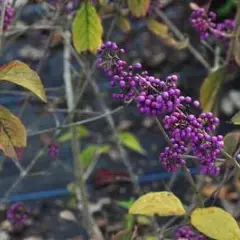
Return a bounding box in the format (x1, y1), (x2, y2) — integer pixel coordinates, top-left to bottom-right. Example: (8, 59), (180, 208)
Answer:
(224, 131), (240, 156)
(231, 111), (240, 125)
(0, 105), (26, 160)
(127, 0), (150, 17)
(191, 207), (240, 240)
(117, 16), (131, 32)
(200, 68), (224, 112)
(147, 19), (189, 50)
(72, 2), (103, 53)
(147, 19), (169, 37)
(233, 26), (240, 67)
(129, 192), (185, 216)
(0, 61), (46, 102)
(119, 132), (146, 155)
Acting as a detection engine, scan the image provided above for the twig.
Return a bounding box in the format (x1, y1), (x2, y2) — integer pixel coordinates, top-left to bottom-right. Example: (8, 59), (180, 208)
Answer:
(155, 8), (211, 71)
(63, 30), (93, 237)
(27, 106), (124, 137)
(0, 0), (6, 57)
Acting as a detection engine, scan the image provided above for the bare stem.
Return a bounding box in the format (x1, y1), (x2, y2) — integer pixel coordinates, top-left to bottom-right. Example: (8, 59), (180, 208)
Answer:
(63, 31), (93, 237)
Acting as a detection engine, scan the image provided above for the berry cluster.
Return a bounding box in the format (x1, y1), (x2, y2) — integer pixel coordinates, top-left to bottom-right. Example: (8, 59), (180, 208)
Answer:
(7, 203), (30, 228)
(175, 226), (205, 240)
(190, 8), (235, 42)
(48, 143), (60, 158)
(0, 0), (14, 30)
(97, 41), (223, 175)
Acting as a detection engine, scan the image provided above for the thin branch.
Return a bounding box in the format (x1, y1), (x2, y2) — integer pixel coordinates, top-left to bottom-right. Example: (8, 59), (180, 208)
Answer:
(155, 8), (211, 71)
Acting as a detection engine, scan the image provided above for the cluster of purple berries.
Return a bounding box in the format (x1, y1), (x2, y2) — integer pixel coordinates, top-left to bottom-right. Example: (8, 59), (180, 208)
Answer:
(7, 202), (30, 228)
(48, 143), (60, 158)
(97, 41), (223, 175)
(190, 8), (235, 42)
(0, 0), (14, 30)
(175, 226), (205, 240)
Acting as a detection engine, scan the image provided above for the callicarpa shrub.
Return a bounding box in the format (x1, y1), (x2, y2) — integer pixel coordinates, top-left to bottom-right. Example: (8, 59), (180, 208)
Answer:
(97, 41), (223, 175)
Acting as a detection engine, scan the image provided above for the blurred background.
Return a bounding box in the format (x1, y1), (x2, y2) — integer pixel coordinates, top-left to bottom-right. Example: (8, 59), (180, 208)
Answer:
(0, 0), (239, 239)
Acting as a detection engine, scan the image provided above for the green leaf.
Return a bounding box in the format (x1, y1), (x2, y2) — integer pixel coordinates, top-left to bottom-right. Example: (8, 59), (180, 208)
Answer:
(224, 131), (240, 156)
(72, 2), (103, 53)
(119, 132), (146, 155)
(67, 182), (77, 194)
(117, 16), (131, 32)
(231, 111), (240, 125)
(191, 207), (240, 240)
(147, 19), (189, 50)
(129, 191), (186, 216)
(58, 126), (90, 143)
(79, 144), (110, 169)
(79, 145), (98, 169)
(97, 144), (111, 154)
(66, 197), (77, 209)
(127, 0), (150, 17)
(136, 216), (151, 225)
(0, 105), (27, 160)
(0, 61), (46, 102)
(200, 68), (224, 112)
(116, 199), (135, 209)
(217, 0), (236, 17)
(124, 214), (135, 230)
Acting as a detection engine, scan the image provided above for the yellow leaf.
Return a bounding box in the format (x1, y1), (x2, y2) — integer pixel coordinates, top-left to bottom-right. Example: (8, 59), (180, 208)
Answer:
(0, 61), (46, 102)
(72, 2), (103, 53)
(147, 19), (189, 50)
(147, 19), (168, 37)
(129, 192), (185, 216)
(127, 0), (150, 17)
(117, 16), (131, 32)
(0, 105), (26, 160)
(191, 207), (240, 240)
(200, 68), (224, 112)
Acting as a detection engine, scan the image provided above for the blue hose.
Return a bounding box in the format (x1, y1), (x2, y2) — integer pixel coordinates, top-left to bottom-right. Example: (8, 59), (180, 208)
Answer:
(1, 168), (199, 203)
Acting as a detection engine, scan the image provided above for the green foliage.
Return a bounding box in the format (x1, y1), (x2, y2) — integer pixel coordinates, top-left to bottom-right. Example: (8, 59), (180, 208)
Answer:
(127, 0), (150, 17)
(0, 61), (46, 102)
(224, 131), (240, 156)
(0, 105), (26, 160)
(231, 111), (240, 125)
(72, 1), (103, 53)
(200, 68), (224, 112)
(191, 207), (240, 240)
(58, 126), (90, 143)
(79, 144), (110, 169)
(217, 0), (236, 17)
(116, 199), (135, 209)
(118, 132), (146, 155)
